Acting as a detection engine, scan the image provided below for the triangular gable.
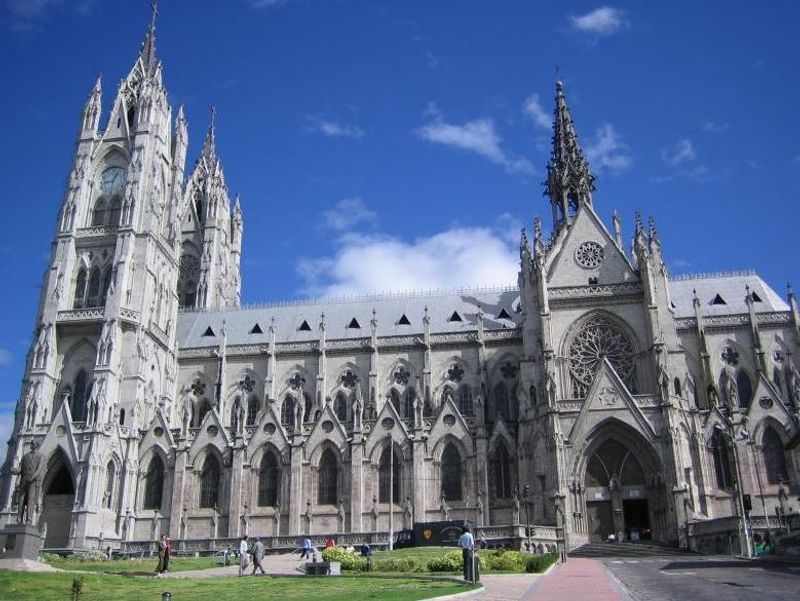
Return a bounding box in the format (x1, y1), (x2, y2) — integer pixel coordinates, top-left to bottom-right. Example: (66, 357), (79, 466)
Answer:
(428, 394), (471, 450)
(304, 404), (348, 459)
(568, 359), (656, 444)
(188, 406), (231, 464)
(140, 409), (176, 452)
(101, 96), (133, 143)
(246, 402), (289, 458)
(745, 373), (796, 435)
(546, 204), (637, 286)
(365, 398), (410, 460)
(39, 399), (80, 466)
(488, 418), (516, 455)
(701, 405), (731, 441)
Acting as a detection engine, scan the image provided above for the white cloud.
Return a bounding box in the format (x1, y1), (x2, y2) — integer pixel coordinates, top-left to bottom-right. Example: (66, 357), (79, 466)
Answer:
(585, 123), (632, 173)
(0, 348), (11, 366)
(6, 0), (96, 33)
(297, 222), (519, 298)
(702, 121), (729, 133)
(306, 116), (364, 139)
(416, 114), (534, 174)
(320, 197), (378, 231)
(569, 6), (627, 36)
(661, 139), (696, 167)
(523, 93), (552, 130)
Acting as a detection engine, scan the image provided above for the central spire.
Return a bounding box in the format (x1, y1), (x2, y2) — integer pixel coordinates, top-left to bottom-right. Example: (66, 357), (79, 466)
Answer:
(140, 0), (159, 72)
(544, 81), (595, 231)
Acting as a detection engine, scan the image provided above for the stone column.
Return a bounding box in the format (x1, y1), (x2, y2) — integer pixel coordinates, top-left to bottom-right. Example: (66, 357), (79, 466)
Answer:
(412, 438), (426, 523)
(227, 444), (245, 538)
(288, 441), (304, 535)
(349, 436), (363, 532)
(475, 435), (490, 526)
(168, 447), (189, 539)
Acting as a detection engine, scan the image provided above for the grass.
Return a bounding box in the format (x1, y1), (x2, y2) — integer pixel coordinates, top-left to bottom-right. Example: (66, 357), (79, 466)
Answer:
(0, 571), (477, 601)
(41, 556), (220, 574)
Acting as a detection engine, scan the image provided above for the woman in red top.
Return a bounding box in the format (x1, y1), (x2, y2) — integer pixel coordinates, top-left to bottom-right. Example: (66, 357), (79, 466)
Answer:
(325, 536), (335, 549)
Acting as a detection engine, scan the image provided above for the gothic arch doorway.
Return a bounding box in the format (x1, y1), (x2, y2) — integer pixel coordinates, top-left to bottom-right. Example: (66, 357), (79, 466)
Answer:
(579, 423), (664, 544)
(40, 451), (75, 548)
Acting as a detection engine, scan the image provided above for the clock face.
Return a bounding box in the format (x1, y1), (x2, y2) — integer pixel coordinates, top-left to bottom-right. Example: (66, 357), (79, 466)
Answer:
(100, 167), (126, 197)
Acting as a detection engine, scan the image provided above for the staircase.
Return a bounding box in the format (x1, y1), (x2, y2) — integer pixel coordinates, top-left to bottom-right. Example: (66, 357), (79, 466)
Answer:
(569, 542), (694, 558)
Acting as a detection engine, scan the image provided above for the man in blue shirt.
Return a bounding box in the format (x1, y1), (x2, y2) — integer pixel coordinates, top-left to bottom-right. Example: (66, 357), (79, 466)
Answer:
(458, 527), (475, 582)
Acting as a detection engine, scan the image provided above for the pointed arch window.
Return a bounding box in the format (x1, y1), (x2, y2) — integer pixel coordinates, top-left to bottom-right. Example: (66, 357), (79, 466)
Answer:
(334, 392), (348, 422)
(389, 389), (402, 415)
(304, 393), (313, 423)
(441, 443), (463, 501)
(100, 266), (113, 306)
(318, 449), (338, 505)
(673, 377), (682, 398)
(763, 427), (789, 485)
(491, 443), (512, 499)
(403, 388), (416, 419)
(104, 461), (116, 509)
(87, 268), (102, 307)
(458, 386), (473, 416)
(92, 198), (107, 226)
(711, 430), (733, 490)
(258, 450), (280, 507)
(379, 445), (401, 503)
(108, 197), (122, 227)
(74, 268), (87, 308)
(493, 382), (510, 421)
(119, 408), (126, 426)
(195, 398), (211, 427)
(143, 455), (165, 510)
(246, 395), (260, 426)
(773, 368), (783, 395)
(72, 369), (88, 422)
(736, 371), (753, 408)
(199, 453), (221, 509)
(280, 395), (294, 426)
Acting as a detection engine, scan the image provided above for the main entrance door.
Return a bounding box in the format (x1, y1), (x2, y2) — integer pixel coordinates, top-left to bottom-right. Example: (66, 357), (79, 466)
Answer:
(41, 456), (75, 548)
(584, 438), (652, 542)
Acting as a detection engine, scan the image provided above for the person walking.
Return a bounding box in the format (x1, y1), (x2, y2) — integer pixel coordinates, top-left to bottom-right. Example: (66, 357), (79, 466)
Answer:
(251, 538), (266, 575)
(238, 535), (250, 576)
(155, 534), (168, 574)
(458, 527), (475, 582)
(163, 537), (173, 572)
(300, 537), (312, 560)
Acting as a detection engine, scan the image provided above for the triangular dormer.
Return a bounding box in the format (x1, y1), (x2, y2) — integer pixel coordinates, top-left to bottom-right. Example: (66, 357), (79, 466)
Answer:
(365, 397), (410, 460)
(140, 408), (176, 452)
(568, 359), (656, 444)
(246, 401), (289, 458)
(428, 394), (471, 446)
(397, 314), (411, 326)
(745, 373), (796, 435)
(189, 405), (231, 462)
(250, 323), (264, 334)
(304, 404), (348, 456)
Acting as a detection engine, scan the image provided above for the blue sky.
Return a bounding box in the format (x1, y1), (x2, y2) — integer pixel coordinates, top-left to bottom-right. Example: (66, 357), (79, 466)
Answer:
(1, 1), (799, 460)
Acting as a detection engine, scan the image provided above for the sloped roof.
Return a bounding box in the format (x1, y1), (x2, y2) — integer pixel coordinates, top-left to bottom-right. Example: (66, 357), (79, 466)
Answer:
(668, 271), (788, 318)
(177, 287), (521, 348)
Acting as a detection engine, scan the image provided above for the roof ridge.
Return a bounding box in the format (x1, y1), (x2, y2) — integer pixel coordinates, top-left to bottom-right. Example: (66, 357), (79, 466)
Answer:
(669, 269), (756, 282)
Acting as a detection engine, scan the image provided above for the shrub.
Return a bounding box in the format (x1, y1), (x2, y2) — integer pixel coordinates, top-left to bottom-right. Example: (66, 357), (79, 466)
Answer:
(525, 552), (558, 573)
(321, 547), (366, 571)
(373, 557), (420, 573)
(482, 550), (527, 572)
(427, 550), (463, 572)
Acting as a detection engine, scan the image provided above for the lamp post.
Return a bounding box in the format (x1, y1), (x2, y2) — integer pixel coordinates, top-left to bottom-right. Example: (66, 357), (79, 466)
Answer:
(522, 485), (531, 552)
(388, 436), (394, 551)
(723, 414), (753, 558)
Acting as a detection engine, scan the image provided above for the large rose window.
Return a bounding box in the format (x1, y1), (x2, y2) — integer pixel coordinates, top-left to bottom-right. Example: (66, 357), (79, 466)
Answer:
(568, 314), (637, 397)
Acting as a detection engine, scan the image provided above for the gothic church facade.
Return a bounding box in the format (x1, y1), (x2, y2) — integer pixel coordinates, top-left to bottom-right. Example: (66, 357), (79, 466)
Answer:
(2, 19), (799, 552)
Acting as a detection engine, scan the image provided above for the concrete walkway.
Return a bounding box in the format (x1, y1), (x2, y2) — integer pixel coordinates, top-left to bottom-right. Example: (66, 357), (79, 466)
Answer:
(161, 552), (302, 578)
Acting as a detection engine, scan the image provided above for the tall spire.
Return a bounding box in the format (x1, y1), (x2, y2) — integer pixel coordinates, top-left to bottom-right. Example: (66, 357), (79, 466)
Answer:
(544, 81), (595, 231)
(201, 105), (217, 162)
(140, 0), (159, 72)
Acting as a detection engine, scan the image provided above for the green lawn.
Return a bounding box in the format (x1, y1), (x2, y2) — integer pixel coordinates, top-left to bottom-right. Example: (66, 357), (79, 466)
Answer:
(42, 556), (220, 574)
(0, 571), (477, 601)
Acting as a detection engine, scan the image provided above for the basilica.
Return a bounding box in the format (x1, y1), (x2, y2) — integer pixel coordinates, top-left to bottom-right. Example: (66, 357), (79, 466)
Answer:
(1, 15), (798, 555)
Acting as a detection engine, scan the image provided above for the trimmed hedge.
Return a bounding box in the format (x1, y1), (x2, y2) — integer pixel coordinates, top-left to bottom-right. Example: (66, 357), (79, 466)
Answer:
(321, 547), (367, 571)
(525, 552), (558, 573)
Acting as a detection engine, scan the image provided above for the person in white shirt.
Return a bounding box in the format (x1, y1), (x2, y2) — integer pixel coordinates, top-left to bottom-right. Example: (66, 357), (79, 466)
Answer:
(238, 535), (250, 576)
(457, 527), (475, 582)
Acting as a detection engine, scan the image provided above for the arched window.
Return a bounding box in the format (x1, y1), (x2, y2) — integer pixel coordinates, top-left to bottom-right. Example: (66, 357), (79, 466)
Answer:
(673, 377), (682, 398)
(119, 408), (126, 426)
(108, 197), (122, 227)
(458, 386), (473, 416)
(92, 198), (107, 226)
(379, 445), (401, 503)
(491, 443), (512, 499)
(74, 268), (87, 308)
(246, 395), (260, 426)
(280, 395), (293, 426)
(773, 368), (783, 395)
(334, 392), (348, 422)
(304, 393), (313, 423)
(441, 443), (462, 501)
(143, 455), (165, 510)
(72, 370), (88, 422)
(104, 461), (116, 509)
(711, 430), (733, 490)
(568, 313), (637, 396)
(763, 427), (789, 485)
(100, 266), (113, 306)
(493, 382), (509, 421)
(737, 371), (753, 408)
(389, 389), (402, 415)
(87, 268), (102, 306)
(199, 453), (221, 509)
(529, 385), (537, 406)
(258, 450), (280, 507)
(318, 449), (338, 505)
(403, 388), (416, 419)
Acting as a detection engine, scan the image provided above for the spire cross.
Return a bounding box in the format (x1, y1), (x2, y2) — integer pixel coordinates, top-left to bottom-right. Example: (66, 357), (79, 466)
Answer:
(150, 0), (159, 32)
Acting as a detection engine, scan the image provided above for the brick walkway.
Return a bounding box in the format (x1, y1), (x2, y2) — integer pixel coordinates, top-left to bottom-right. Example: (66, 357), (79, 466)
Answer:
(524, 558), (625, 601)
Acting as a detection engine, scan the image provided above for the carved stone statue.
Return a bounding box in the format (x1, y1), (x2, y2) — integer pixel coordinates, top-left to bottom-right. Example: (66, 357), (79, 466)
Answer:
(545, 370), (557, 406)
(512, 491), (521, 525)
(353, 383), (364, 431)
(16, 441), (44, 524)
(439, 494), (449, 521)
(403, 496), (413, 529)
(337, 499), (346, 532)
(476, 491), (485, 526)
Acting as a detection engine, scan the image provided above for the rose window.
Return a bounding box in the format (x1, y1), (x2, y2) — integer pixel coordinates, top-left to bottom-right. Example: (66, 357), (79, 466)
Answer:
(568, 315), (637, 397)
(575, 242), (605, 269)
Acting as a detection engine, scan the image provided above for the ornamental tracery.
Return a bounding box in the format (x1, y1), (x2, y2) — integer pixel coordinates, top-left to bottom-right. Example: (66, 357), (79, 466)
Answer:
(574, 241), (605, 269)
(568, 314), (637, 397)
